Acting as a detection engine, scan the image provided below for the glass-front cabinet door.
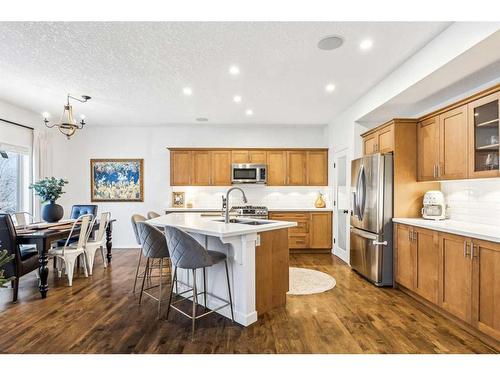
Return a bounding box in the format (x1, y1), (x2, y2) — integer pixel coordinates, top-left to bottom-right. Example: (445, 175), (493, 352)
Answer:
(468, 92), (500, 178)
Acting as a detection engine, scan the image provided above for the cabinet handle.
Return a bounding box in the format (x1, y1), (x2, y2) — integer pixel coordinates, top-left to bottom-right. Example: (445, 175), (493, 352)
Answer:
(463, 241), (468, 257)
(471, 242), (479, 259)
(433, 165), (436, 178)
(372, 240), (388, 246)
(437, 164), (441, 177)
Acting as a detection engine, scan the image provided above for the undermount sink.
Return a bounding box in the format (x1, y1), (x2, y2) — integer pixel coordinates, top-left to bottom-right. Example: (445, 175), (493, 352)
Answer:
(213, 218), (268, 225)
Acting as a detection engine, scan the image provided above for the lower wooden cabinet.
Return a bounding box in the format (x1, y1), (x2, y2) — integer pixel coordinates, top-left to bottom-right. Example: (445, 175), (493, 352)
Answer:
(269, 211), (332, 252)
(394, 223), (500, 342)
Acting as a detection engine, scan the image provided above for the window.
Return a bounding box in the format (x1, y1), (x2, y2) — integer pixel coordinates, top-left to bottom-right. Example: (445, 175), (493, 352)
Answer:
(0, 147), (30, 214)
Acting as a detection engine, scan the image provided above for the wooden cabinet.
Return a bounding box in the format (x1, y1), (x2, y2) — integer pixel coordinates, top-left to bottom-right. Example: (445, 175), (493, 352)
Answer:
(438, 232), (472, 323)
(169, 148), (327, 186)
(286, 150), (306, 185)
(306, 150), (328, 186)
(210, 150), (231, 186)
(170, 150), (192, 185)
(269, 211), (332, 252)
(467, 92), (500, 179)
(362, 124), (394, 155)
(394, 224), (438, 304)
(471, 239), (500, 340)
(192, 151), (211, 185)
(414, 227), (439, 304)
(439, 106), (468, 180)
(310, 212), (332, 249)
(417, 116), (440, 181)
(395, 223), (500, 342)
(231, 150), (267, 164)
(417, 106), (468, 181)
(266, 150), (287, 186)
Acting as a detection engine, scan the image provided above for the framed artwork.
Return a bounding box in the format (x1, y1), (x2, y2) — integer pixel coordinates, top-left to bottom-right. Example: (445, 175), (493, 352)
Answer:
(172, 191), (185, 208)
(90, 159), (144, 202)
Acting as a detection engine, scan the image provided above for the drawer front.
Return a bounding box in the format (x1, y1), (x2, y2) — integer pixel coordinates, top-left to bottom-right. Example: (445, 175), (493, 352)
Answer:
(269, 212), (309, 220)
(289, 220), (309, 234)
(289, 234), (309, 249)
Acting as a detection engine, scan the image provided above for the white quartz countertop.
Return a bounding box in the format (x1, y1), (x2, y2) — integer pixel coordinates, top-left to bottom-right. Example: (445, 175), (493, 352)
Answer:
(393, 218), (500, 243)
(164, 207), (332, 212)
(147, 213), (297, 238)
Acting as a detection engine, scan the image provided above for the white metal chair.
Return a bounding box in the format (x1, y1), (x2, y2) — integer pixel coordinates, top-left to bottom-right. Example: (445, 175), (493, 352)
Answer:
(12, 211), (35, 228)
(49, 214), (93, 286)
(83, 212), (111, 275)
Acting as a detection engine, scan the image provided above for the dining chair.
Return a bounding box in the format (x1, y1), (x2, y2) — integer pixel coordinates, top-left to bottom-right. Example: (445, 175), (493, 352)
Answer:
(49, 214), (93, 286)
(83, 212), (111, 275)
(147, 211), (161, 219)
(11, 212), (38, 255)
(56, 205), (98, 247)
(0, 214), (39, 302)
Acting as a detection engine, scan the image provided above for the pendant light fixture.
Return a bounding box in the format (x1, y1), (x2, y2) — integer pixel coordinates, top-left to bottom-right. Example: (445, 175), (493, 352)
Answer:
(44, 94), (91, 139)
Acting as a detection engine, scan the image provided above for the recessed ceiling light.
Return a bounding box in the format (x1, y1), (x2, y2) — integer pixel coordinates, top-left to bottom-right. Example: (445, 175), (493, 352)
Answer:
(233, 95), (242, 103)
(325, 83), (336, 93)
(245, 109), (253, 116)
(318, 35), (345, 51)
(196, 117), (208, 122)
(183, 87), (193, 96)
(229, 65), (240, 75)
(42, 111), (50, 118)
(360, 39), (373, 51)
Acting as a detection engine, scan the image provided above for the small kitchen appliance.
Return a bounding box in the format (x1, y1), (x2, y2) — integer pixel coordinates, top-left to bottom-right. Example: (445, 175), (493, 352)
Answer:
(421, 190), (446, 220)
(231, 164), (267, 184)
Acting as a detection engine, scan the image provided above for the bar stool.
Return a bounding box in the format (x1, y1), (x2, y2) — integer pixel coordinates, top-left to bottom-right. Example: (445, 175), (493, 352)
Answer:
(147, 211), (161, 219)
(136, 222), (171, 319)
(164, 225), (234, 337)
(131, 214), (147, 293)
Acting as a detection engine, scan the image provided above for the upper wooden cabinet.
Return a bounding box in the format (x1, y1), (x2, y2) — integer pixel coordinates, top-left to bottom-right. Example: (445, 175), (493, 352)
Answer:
(306, 150), (328, 185)
(266, 150), (287, 186)
(417, 116), (440, 181)
(362, 124), (394, 155)
(286, 150), (306, 185)
(169, 148), (328, 186)
(170, 150), (192, 185)
(467, 92), (500, 179)
(417, 106), (468, 181)
(211, 150), (232, 186)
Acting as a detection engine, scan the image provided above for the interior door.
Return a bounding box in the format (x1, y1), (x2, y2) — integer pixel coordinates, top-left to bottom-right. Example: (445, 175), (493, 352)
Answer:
(333, 149), (349, 261)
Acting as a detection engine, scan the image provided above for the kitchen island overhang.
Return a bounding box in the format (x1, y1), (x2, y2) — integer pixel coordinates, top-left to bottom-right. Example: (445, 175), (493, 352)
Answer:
(147, 213), (297, 326)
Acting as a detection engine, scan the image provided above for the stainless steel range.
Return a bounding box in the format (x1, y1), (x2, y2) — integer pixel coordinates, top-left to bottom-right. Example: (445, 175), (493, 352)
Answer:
(230, 205), (268, 219)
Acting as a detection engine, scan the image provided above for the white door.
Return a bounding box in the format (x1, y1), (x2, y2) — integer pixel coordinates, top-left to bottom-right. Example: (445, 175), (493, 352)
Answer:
(333, 148), (350, 263)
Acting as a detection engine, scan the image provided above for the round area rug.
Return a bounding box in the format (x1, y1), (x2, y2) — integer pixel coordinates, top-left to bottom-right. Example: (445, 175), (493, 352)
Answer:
(287, 267), (336, 295)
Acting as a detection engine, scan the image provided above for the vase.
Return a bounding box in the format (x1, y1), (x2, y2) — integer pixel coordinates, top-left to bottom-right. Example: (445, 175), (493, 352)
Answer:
(314, 193), (326, 208)
(42, 202), (64, 223)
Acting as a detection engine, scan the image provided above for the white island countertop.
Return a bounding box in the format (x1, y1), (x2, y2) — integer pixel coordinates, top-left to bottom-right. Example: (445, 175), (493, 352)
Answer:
(164, 207), (332, 212)
(147, 212), (297, 239)
(393, 218), (500, 243)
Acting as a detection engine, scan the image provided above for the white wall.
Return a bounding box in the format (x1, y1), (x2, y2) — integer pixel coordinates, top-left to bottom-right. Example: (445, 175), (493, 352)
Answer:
(49, 124), (327, 248)
(442, 179), (500, 227)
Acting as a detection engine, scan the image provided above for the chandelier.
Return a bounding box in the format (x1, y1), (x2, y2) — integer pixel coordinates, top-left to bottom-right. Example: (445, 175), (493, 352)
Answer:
(44, 94), (91, 139)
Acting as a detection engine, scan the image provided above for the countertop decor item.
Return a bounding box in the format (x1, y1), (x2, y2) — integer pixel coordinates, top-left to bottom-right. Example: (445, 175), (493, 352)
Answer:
(44, 93), (91, 139)
(90, 159), (144, 202)
(172, 191), (185, 208)
(314, 192), (326, 208)
(30, 177), (68, 222)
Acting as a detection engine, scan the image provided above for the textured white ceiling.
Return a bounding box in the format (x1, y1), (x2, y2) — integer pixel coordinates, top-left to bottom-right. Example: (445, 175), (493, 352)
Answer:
(0, 22), (450, 127)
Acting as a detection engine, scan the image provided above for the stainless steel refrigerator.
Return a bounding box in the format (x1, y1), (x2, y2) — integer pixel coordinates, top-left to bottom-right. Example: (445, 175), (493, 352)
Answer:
(350, 153), (393, 286)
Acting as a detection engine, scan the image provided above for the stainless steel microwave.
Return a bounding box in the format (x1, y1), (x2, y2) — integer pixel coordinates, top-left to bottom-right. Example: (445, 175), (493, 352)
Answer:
(231, 163), (267, 184)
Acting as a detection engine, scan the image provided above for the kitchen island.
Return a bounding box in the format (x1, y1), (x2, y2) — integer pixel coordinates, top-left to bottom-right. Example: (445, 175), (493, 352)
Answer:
(147, 213), (297, 326)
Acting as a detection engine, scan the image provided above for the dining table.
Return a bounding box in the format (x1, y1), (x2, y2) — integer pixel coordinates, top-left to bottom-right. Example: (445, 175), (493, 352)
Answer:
(16, 218), (116, 299)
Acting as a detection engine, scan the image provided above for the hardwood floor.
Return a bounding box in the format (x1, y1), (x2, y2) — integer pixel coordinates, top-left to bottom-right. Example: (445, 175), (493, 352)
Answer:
(0, 250), (496, 354)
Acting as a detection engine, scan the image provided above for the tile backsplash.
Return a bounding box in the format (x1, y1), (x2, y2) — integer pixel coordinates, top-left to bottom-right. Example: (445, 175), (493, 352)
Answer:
(441, 178), (500, 226)
(168, 186), (332, 209)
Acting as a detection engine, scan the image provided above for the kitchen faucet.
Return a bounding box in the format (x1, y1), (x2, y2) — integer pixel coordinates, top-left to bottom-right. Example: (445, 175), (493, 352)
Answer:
(224, 187), (248, 223)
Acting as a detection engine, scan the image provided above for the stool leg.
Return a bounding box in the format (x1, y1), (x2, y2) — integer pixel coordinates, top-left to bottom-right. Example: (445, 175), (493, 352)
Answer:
(139, 259), (149, 305)
(166, 266), (177, 319)
(203, 267), (207, 309)
(192, 269), (197, 337)
(133, 251), (143, 293)
(158, 258), (163, 319)
(224, 260), (234, 322)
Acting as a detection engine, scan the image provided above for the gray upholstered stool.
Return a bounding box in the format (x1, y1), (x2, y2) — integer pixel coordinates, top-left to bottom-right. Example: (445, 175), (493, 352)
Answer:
(136, 222), (171, 319)
(164, 225), (234, 336)
(147, 211), (161, 219)
(131, 214), (147, 293)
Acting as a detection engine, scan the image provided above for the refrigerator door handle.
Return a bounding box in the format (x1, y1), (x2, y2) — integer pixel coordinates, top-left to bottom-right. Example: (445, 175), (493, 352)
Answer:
(372, 240), (388, 246)
(357, 165), (366, 221)
(350, 226), (378, 240)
